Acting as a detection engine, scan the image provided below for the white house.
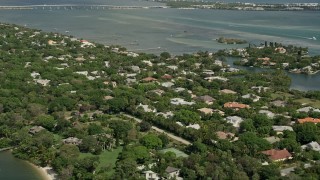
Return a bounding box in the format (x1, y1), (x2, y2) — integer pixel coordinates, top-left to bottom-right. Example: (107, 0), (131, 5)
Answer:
(225, 116), (244, 128)
(143, 170), (160, 180)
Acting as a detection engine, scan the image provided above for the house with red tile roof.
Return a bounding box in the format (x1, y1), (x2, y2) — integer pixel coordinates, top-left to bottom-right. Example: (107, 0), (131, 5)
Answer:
(261, 149), (292, 162)
(298, 117), (320, 124)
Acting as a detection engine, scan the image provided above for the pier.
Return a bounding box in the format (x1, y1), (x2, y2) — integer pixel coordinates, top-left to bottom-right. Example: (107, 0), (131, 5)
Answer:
(0, 5), (168, 10)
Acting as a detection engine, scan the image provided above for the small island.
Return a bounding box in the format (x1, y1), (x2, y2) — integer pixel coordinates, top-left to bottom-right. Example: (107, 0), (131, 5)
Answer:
(217, 37), (247, 44)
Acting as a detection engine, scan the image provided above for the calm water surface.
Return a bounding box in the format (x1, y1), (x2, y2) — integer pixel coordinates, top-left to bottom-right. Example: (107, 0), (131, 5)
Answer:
(0, 0), (319, 91)
(0, 151), (43, 180)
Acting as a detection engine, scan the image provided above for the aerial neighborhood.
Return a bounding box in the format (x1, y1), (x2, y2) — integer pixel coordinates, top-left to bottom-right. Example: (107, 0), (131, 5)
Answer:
(1, 23), (320, 179)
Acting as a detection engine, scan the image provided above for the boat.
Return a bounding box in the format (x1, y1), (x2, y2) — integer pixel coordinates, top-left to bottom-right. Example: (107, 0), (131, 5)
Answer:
(312, 36), (317, 40)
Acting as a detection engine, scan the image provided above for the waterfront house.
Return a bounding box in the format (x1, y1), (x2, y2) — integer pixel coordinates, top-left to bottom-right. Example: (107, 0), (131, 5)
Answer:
(261, 149), (292, 162)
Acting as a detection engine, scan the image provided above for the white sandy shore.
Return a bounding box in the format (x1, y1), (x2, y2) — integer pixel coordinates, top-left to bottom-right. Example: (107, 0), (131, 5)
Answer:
(29, 163), (58, 180)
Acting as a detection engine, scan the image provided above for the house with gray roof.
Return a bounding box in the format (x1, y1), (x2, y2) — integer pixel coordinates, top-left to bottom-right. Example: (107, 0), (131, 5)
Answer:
(301, 141), (320, 151)
(272, 126), (293, 134)
(297, 106), (320, 113)
(225, 116), (244, 128)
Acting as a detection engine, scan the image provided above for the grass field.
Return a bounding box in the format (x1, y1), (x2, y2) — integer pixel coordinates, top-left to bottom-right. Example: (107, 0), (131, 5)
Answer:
(294, 98), (320, 108)
(79, 146), (123, 173)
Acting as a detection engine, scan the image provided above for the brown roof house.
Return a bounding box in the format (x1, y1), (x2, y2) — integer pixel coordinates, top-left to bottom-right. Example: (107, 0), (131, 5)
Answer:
(141, 77), (157, 83)
(261, 149), (292, 162)
(198, 108), (214, 115)
(224, 102), (250, 110)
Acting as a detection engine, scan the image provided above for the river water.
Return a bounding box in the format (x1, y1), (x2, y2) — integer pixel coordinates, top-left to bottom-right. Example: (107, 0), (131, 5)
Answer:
(0, 151), (43, 180)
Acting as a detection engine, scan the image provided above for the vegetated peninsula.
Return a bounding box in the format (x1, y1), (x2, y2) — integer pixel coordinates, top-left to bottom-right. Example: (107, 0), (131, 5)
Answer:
(2, 23), (320, 179)
(224, 42), (320, 74)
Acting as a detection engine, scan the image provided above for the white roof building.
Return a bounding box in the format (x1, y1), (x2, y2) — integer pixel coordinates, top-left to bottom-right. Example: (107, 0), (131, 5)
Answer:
(225, 116), (244, 128)
(301, 141), (320, 151)
(170, 98), (195, 106)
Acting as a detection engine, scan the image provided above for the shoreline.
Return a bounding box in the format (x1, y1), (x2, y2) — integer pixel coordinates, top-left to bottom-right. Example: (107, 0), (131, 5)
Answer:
(28, 163), (58, 180)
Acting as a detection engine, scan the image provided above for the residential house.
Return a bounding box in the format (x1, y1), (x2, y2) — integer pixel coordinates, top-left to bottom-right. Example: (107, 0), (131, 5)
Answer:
(271, 100), (286, 107)
(205, 76), (228, 82)
(29, 126), (45, 135)
(298, 117), (320, 124)
(186, 124), (201, 130)
(143, 170), (160, 180)
(131, 66), (140, 72)
(301, 141), (320, 151)
(242, 93), (261, 102)
(165, 166), (181, 180)
(167, 65), (178, 70)
(216, 131), (235, 140)
(142, 77), (157, 82)
(297, 106), (320, 113)
(161, 74), (173, 80)
(170, 98), (195, 106)
(150, 89), (165, 96)
(161, 82), (175, 88)
(280, 167), (295, 176)
(198, 108), (214, 115)
(196, 95), (215, 105)
(35, 79), (51, 86)
(225, 116), (244, 128)
(174, 87), (186, 92)
(224, 102), (249, 110)
(259, 110), (276, 119)
(220, 89), (237, 94)
(272, 126), (293, 134)
(275, 47), (287, 54)
(261, 149), (292, 162)
(63, 137), (82, 146)
(251, 86), (270, 93)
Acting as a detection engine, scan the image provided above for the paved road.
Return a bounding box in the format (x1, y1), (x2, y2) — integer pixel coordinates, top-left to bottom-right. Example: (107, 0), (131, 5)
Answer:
(123, 114), (192, 145)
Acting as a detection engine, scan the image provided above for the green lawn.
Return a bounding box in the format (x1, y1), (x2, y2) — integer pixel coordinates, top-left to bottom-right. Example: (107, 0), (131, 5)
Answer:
(79, 146), (123, 173)
(271, 92), (293, 100)
(294, 98), (320, 108)
(159, 147), (189, 158)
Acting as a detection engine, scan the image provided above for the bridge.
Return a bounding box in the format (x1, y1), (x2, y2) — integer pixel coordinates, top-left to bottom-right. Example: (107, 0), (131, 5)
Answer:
(0, 5), (168, 10)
